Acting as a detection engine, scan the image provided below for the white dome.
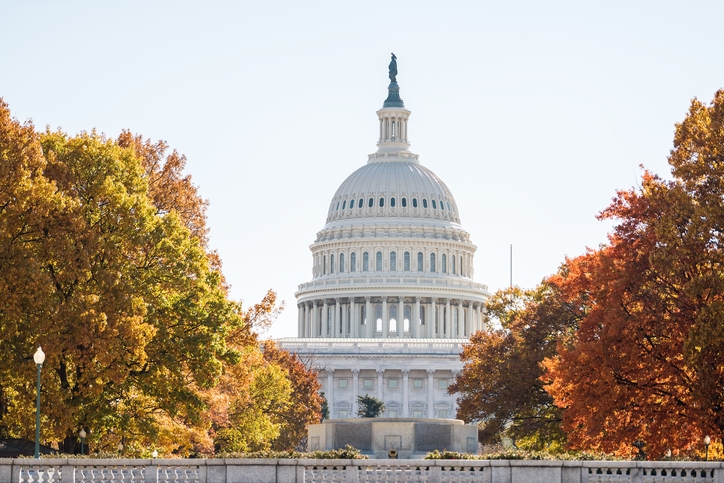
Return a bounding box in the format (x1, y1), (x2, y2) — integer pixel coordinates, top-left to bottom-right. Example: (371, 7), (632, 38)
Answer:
(325, 159), (461, 224)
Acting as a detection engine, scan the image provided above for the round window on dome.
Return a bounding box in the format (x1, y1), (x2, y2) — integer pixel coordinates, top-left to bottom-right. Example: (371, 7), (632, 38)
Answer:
(402, 198), (407, 207)
(359, 199), (364, 209)
(342, 200), (346, 210)
(440, 200), (444, 210)
(368, 198), (373, 208)
(413, 198), (418, 208)
(379, 198), (385, 208)
(423, 199), (428, 209)
(390, 197), (396, 207)
(432, 200), (437, 209)
(350, 199), (354, 209)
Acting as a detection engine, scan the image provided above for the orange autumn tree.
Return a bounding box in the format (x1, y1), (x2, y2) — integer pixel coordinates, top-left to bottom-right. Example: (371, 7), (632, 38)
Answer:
(543, 90), (724, 457)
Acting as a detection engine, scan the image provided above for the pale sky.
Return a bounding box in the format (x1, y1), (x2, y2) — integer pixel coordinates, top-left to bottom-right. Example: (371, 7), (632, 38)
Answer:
(3, 1), (723, 338)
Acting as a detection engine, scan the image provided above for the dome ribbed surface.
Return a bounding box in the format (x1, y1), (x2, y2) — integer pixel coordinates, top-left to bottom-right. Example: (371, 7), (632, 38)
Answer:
(325, 160), (460, 224)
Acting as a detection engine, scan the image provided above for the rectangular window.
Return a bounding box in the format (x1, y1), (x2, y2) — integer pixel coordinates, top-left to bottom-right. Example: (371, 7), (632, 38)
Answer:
(388, 379), (399, 389)
(387, 410), (399, 418)
(412, 410), (424, 418)
(338, 379), (348, 389)
(413, 379), (423, 389)
(338, 410), (349, 418)
(437, 379), (448, 390)
(363, 378), (374, 390)
(417, 252), (423, 272)
(437, 410), (448, 419)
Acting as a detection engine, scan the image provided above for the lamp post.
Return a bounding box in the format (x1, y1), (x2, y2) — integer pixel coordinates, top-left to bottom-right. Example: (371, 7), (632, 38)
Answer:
(79, 428), (86, 455)
(704, 435), (711, 461)
(33, 346), (45, 459)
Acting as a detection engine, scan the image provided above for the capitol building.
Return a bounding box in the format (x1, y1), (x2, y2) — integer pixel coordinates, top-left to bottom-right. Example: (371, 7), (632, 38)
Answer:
(277, 57), (490, 421)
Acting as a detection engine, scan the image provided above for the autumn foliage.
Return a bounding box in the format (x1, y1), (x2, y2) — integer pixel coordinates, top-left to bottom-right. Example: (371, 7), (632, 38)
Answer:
(0, 100), (319, 456)
(455, 90), (724, 458)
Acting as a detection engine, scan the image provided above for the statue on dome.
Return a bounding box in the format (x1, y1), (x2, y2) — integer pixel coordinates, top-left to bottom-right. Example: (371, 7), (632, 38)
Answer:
(388, 53), (398, 82)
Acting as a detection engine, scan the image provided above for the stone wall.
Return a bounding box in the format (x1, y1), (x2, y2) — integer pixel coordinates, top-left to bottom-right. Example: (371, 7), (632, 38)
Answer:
(0, 458), (722, 483)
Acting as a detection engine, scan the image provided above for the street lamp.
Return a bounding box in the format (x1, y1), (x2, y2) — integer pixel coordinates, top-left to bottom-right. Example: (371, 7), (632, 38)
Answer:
(118, 441), (124, 455)
(152, 449), (158, 459)
(79, 428), (86, 455)
(33, 346), (45, 459)
(704, 435), (711, 461)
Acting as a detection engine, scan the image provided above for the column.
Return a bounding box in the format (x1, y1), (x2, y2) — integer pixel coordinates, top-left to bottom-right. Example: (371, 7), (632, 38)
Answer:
(458, 300), (464, 338)
(312, 301), (319, 337)
(413, 297), (421, 338)
(445, 299), (451, 339)
(336, 298), (342, 337)
(297, 304), (303, 337)
(327, 369), (335, 418)
(429, 298), (436, 338)
(467, 303), (474, 337)
(351, 298), (357, 338)
(322, 300), (329, 337)
(352, 368), (360, 416)
(451, 370), (460, 419)
(377, 369), (384, 400)
(365, 297), (373, 338)
(398, 297), (404, 337)
(427, 369), (435, 418)
(477, 305), (483, 332)
(382, 297), (388, 338)
(303, 303), (309, 337)
(402, 369), (410, 417)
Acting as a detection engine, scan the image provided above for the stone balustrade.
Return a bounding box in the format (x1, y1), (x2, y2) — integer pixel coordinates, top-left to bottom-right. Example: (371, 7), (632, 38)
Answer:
(1, 458), (722, 483)
(276, 338), (465, 354)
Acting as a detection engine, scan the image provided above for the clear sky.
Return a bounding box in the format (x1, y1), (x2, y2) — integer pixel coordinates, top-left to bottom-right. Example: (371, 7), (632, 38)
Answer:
(3, 1), (723, 338)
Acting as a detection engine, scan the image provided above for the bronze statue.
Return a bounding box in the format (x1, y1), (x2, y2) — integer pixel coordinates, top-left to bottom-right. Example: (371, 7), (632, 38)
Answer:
(389, 53), (398, 82)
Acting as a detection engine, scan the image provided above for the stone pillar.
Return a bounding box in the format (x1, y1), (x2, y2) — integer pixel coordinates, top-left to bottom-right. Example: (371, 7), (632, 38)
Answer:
(312, 301), (319, 337)
(327, 369), (334, 418)
(478, 305), (484, 332)
(351, 298), (357, 338)
(445, 299), (451, 339)
(377, 369), (384, 400)
(467, 303), (474, 337)
(398, 297), (404, 337)
(427, 369), (435, 418)
(297, 304), (303, 337)
(365, 297), (373, 338)
(303, 303), (309, 337)
(382, 297), (388, 338)
(352, 368), (360, 416)
(414, 297), (421, 338)
(402, 369), (410, 417)
(336, 298), (342, 337)
(458, 300), (464, 338)
(430, 298), (436, 338)
(322, 300), (329, 337)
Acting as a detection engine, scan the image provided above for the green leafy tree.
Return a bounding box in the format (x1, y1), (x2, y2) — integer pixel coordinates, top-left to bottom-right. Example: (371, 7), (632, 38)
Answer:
(357, 394), (385, 418)
(320, 392), (330, 421)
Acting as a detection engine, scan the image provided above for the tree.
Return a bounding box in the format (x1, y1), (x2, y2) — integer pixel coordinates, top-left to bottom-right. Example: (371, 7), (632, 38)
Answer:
(450, 284), (579, 449)
(357, 394), (385, 418)
(543, 90), (724, 457)
(320, 393), (330, 421)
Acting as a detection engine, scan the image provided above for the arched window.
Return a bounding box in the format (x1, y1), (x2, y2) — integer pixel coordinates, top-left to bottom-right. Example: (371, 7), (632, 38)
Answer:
(440, 200), (445, 210)
(324, 255), (327, 274)
(331, 254), (335, 273)
(423, 199), (428, 208)
(376, 251), (383, 271)
(420, 306), (425, 326)
(363, 252), (369, 271)
(417, 252), (424, 272)
(404, 251), (410, 271)
(460, 257), (463, 276)
(350, 199), (354, 209)
(452, 255), (456, 274)
(412, 198), (418, 208)
(359, 199), (364, 208)
(447, 202), (451, 211)
(432, 200), (437, 209)
(336, 202), (340, 210)
(342, 200), (346, 210)
(441, 254), (447, 273)
(389, 305), (397, 333)
(375, 304), (383, 332)
(390, 197), (396, 207)
(430, 253), (436, 272)
(404, 305), (411, 332)
(351, 252), (357, 272)
(390, 251), (397, 271)
(368, 197), (374, 208)
(402, 198), (407, 207)
(379, 197), (385, 207)
(340, 253), (345, 273)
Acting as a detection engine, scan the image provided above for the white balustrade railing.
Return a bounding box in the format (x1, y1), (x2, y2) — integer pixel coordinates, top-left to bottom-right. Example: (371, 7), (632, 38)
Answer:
(1, 459), (722, 483)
